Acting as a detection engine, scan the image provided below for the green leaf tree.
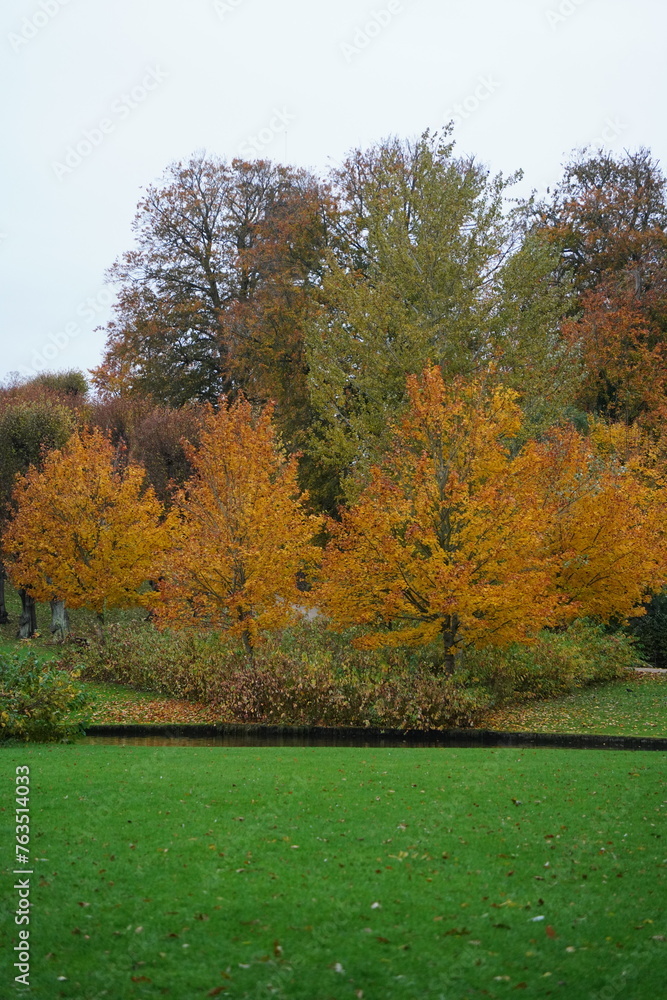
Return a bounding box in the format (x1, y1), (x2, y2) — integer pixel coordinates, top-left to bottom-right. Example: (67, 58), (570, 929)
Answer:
(306, 130), (576, 505)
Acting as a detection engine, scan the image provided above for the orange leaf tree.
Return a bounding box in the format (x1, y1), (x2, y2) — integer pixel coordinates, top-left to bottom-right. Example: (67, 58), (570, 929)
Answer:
(538, 147), (667, 428)
(316, 366), (558, 671)
(154, 396), (322, 652)
(4, 428), (169, 622)
(534, 421), (667, 623)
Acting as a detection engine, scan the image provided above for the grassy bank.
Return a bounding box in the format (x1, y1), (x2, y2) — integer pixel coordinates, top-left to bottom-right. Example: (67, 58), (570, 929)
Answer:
(485, 672), (667, 738)
(75, 674), (667, 740)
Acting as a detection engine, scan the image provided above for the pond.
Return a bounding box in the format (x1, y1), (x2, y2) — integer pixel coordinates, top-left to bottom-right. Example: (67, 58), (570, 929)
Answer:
(81, 724), (667, 751)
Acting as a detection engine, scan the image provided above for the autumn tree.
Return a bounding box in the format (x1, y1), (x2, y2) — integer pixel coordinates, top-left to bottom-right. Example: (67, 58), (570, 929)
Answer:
(87, 396), (202, 506)
(154, 396), (321, 653)
(130, 404), (202, 506)
(4, 429), (170, 633)
(538, 147), (667, 293)
(0, 380), (81, 635)
(536, 147), (667, 426)
(316, 366), (558, 671)
(92, 155), (329, 450)
(534, 420), (667, 623)
(306, 130), (576, 505)
(561, 283), (667, 425)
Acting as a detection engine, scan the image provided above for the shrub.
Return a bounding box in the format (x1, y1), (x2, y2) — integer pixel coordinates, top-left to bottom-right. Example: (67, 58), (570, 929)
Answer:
(56, 621), (490, 729)
(207, 654), (488, 729)
(0, 651), (90, 742)
(55, 618), (641, 729)
(462, 620), (642, 706)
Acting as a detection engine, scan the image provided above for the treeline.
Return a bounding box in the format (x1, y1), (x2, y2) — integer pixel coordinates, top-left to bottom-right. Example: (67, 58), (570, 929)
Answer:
(3, 132), (667, 663)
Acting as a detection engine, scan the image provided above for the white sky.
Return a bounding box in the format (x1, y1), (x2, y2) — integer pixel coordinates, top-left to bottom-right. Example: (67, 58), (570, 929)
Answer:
(1, 0), (665, 383)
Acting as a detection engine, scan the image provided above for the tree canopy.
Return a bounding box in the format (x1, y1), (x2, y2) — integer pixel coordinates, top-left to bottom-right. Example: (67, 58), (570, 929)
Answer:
(4, 428), (169, 620)
(154, 396), (321, 651)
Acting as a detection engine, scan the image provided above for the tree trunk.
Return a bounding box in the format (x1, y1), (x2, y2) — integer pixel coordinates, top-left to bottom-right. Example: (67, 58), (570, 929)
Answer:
(241, 625), (254, 662)
(50, 598), (70, 640)
(17, 589), (37, 639)
(441, 614), (459, 676)
(0, 563), (9, 624)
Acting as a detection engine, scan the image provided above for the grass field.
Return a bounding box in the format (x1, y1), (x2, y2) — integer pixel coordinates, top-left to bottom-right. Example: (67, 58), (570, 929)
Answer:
(1, 745), (665, 999)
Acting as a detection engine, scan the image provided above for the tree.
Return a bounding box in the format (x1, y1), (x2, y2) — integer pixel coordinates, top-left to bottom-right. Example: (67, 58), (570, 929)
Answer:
(534, 420), (667, 623)
(130, 404), (202, 506)
(88, 396), (202, 506)
(561, 281), (667, 426)
(306, 130), (575, 504)
(316, 366), (558, 671)
(538, 147), (667, 293)
(28, 370), (89, 399)
(4, 429), (169, 630)
(537, 147), (667, 426)
(154, 396), (322, 653)
(0, 389), (77, 634)
(91, 155), (329, 449)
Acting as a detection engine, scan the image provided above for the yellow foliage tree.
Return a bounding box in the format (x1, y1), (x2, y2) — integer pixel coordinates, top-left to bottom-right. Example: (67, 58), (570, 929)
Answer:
(317, 366), (559, 670)
(154, 396), (322, 652)
(4, 429), (169, 621)
(533, 422), (667, 622)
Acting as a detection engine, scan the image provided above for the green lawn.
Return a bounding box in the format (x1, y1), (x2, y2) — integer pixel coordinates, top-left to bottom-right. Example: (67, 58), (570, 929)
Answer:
(1, 745), (665, 999)
(486, 673), (667, 738)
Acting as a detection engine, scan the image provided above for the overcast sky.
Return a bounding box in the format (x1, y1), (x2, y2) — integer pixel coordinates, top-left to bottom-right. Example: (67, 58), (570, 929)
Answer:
(2, 0), (665, 384)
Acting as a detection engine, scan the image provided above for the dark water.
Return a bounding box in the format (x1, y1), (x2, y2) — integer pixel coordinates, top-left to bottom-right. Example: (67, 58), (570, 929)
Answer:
(80, 727), (667, 751)
(82, 734), (500, 748)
